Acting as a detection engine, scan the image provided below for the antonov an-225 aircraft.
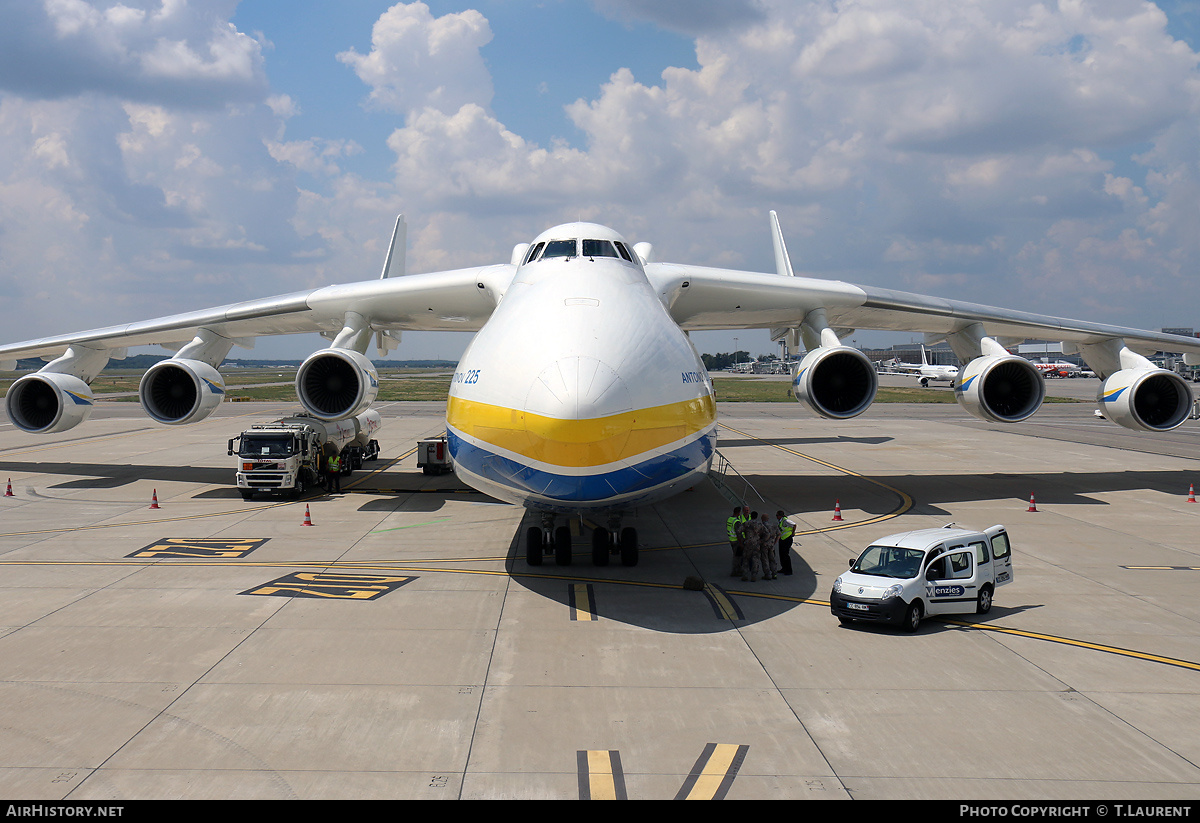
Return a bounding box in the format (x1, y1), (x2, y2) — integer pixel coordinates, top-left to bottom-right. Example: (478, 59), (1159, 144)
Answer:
(4, 212), (1200, 568)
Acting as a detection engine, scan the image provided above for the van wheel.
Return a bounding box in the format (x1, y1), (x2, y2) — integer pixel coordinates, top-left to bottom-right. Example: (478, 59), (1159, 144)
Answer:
(976, 586), (993, 614)
(903, 602), (922, 632)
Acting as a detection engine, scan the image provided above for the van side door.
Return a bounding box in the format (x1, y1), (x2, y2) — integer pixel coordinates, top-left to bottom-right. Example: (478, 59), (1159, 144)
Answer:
(984, 525), (1014, 587)
(924, 544), (977, 616)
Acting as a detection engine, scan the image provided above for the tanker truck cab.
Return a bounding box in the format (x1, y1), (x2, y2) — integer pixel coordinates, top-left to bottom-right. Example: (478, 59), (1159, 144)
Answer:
(228, 411), (381, 500)
(830, 525), (1013, 632)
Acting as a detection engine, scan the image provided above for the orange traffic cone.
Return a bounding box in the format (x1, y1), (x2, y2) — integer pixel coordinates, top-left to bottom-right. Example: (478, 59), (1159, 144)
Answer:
(303, 504), (313, 526)
(832, 499), (844, 521)
(1189, 484), (1196, 503)
(1027, 493), (1038, 512)
(4, 479), (12, 497)
(149, 489), (160, 509)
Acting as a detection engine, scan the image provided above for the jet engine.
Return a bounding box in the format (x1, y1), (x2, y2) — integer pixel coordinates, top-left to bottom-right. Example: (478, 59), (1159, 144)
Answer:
(296, 348), (379, 421)
(791, 346), (878, 419)
(1098, 368), (1193, 432)
(139, 359), (225, 425)
(5, 372), (95, 434)
(954, 354), (1044, 423)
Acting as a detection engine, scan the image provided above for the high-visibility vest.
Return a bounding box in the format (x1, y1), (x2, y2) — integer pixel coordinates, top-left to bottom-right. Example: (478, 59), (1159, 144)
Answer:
(328, 455), (341, 471)
(779, 518), (795, 539)
(726, 516), (740, 541)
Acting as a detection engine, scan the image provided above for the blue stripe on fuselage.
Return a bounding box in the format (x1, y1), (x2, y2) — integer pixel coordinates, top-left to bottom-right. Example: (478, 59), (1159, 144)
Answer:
(446, 428), (716, 504)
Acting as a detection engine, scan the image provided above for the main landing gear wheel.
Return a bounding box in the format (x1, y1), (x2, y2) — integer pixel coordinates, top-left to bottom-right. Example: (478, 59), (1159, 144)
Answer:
(525, 526), (543, 566)
(592, 527), (610, 566)
(620, 527), (639, 567)
(554, 525), (573, 566)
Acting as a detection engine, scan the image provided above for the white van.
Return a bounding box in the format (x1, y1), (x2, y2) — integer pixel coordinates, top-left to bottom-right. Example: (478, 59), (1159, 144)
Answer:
(829, 525), (1013, 632)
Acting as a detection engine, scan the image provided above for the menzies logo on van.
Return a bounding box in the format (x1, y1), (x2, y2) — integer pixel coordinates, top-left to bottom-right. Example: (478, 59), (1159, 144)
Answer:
(928, 584), (965, 598)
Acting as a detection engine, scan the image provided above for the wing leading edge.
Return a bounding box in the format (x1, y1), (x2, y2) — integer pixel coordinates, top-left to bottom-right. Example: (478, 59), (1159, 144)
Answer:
(0, 265), (513, 367)
(646, 212), (1200, 434)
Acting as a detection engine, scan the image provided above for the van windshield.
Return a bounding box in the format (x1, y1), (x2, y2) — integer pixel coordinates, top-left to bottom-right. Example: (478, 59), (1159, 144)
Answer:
(851, 545), (925, 579)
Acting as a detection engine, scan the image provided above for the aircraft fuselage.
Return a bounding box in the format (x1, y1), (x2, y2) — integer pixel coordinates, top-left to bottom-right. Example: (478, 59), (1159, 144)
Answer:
(445, 225), (718, 514)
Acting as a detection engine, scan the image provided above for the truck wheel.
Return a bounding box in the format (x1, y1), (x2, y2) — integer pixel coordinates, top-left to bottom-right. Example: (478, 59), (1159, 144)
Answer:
(240, 490), (254, 501)
(976, 585), (993, 614)
(903, 602), (922, 632)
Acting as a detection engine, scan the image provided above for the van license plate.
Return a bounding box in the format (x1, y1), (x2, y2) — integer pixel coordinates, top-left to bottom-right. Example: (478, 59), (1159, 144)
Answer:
(847, 603), (869, 611)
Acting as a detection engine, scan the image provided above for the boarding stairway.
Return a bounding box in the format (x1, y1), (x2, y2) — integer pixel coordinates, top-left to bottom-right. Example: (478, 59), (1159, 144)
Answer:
(707, 450), (765, 509)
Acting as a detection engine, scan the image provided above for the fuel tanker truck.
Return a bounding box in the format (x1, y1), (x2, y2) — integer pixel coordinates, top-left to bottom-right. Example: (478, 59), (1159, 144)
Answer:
(228, 410), (381, 499)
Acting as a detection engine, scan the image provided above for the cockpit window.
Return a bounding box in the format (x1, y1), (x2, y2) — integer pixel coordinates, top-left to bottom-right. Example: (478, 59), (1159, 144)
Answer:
(523, 242), (544, 265)
(582, 239), (619, 258)
(541, 239), (577, 259)
(614, 241), (634, 263)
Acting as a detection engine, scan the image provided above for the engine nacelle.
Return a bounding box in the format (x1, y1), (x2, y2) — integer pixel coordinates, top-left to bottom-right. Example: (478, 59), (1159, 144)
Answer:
(5, 372), (95, 434)
(954, 354), (1044, 423)
(296, 348), (379, 421)
(790, 346), (878, 419)
(1098, 368), (1193, 432)
(139, 359), (225, 425)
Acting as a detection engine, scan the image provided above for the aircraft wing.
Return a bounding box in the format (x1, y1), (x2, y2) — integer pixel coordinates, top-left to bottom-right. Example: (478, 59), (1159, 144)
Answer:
(0, 264), (512, 365)
(646, 262), (1200, 359)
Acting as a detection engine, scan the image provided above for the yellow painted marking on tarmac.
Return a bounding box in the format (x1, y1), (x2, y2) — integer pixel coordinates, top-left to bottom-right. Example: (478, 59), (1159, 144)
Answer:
(0, 445), (422, 538)
(717, 423), (914, 534)
(676, 743), (748, 800)
(586, 750), (618, 800)
(935, 618), (1200, 673)
(703, 583), (739, 621)
(578, 750), (626, 800)
(1123, 565), (1200, 571)
(571, 584), (596, 621)
(1, 555), (1198, 673)
(0, 500), (296, 537)
(344, 445), (418, 490)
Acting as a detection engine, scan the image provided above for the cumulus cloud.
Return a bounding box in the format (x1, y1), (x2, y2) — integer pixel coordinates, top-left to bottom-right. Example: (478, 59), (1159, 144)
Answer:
(373, 0), (1200, 326)
(0, 0), (267, 106)
(3, 0), (1200, 357)
(337, 1), (493, 115)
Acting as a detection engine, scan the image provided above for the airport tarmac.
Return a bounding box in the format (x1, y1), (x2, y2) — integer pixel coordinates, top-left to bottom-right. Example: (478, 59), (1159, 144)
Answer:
(2, 383), (1200, 800)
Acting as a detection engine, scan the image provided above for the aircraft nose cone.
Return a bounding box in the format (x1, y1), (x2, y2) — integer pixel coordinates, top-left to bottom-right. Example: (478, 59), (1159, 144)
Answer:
(526, 357), (632, 420)
(521, 357), (636, 470)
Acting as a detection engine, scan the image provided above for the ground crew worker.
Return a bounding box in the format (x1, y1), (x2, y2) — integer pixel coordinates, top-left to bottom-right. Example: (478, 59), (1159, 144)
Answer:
(727, 506), (743, 576)
(326, 451), (342, 493)
(776, 511), (795, 576)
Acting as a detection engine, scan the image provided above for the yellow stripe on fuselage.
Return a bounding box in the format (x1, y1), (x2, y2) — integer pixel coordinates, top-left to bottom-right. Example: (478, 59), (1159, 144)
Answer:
(446, 393), (716, 469)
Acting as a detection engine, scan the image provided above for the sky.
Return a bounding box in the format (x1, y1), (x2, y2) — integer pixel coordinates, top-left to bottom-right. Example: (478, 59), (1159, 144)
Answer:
(3, 0), (1200, 362)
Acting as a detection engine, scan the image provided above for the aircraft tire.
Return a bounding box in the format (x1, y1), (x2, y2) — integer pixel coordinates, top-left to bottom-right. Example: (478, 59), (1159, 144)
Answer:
(554, 526), (572, 566)
(592, 527), (610, 566)
(620, 527), (638, 567)
(525, 527), (543, 566)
